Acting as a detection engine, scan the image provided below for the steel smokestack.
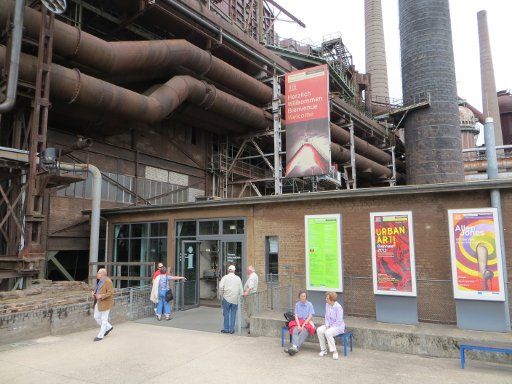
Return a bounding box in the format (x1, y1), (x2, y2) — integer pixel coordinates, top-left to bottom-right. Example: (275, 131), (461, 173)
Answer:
(478, 10), (503, 146)
(364, 0), (389, 102)
(399, 0), (464, 184)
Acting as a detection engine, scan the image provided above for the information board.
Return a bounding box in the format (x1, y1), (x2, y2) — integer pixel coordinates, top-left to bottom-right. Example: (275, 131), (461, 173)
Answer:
(305, 214), (343, 292)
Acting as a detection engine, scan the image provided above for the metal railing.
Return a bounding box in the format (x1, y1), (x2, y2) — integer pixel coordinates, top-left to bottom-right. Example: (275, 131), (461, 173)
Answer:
(247, 273), (486, 325)
(243, 283), (293, 314)
(88, 262), (155, 288)
(112, 285), (154, 321)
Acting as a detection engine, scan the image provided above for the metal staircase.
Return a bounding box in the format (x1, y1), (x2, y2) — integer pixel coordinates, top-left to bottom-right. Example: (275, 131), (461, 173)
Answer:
(265, 33), (356, 100)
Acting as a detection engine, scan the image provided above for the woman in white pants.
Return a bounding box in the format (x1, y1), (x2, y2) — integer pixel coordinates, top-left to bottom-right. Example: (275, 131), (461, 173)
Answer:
(317, 291), (345, 360)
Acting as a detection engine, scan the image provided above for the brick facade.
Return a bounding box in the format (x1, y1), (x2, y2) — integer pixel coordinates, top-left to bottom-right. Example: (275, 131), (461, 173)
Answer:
(105, 185), (512, 324)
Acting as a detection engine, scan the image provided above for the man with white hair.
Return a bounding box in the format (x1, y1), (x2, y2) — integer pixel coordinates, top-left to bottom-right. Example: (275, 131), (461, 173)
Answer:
(243, 265), (259, 330)
(92, 268), (114, 342)
(218, 265), (243, 334)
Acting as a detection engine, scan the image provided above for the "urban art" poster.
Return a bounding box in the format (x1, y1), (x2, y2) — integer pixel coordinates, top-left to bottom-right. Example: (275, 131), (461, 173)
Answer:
(370, 211), (417, 296)
(305, 214), (343, 292)
(448, 208), (505, 301)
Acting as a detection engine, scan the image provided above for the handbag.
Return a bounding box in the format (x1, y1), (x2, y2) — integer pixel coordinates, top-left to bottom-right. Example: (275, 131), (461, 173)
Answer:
(164, 276), (174, 302)
(165, 289), (174, 302)
(284, 311), (295, 327)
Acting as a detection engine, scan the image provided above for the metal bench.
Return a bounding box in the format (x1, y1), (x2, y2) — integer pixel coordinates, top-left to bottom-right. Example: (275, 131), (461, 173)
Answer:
(281, 325), (354, 357)
(460, 343), (512, 369)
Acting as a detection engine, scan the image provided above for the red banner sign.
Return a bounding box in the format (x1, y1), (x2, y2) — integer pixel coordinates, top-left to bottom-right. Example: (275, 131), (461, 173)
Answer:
(285, 65), (330, 178)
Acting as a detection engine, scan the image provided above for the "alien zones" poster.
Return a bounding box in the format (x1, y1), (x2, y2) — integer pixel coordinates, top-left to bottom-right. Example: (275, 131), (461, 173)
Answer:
(448, 208), (505, 301)
(370, 211), (417, 296)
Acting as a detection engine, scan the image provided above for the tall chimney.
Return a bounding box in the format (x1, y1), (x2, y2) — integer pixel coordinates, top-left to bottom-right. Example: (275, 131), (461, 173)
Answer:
(364, 0), (389, 101)
(478, 10), (503, 146)
(399, 0), (464, 184)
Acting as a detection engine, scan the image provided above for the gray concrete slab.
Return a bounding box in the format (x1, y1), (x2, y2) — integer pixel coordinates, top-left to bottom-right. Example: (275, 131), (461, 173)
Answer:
(136, 306), (224, 333)
(251, 311), (512, 364)
(136, 306), (249, 335)
(0, 321), (511, 384)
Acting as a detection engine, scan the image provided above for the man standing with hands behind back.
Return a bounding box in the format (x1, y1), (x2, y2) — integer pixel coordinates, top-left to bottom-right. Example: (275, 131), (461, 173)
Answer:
(219, 265), (243, 334)
(92, 268), (114, 342)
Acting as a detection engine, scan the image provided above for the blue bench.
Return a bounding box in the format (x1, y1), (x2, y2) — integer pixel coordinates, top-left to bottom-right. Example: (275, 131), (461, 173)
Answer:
(460, 343), (512, 369)
(281, 325), (354, 357)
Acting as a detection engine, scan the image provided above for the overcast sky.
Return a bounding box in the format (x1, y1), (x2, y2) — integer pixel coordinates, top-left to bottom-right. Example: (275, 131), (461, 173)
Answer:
(274, 0), (511, 113)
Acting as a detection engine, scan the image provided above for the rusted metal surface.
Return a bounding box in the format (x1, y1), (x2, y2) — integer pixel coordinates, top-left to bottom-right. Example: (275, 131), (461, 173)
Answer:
(330, 122), (396, 167)
(0, 0), (274, 104)
(331, 142), (394, 179)
(0, 46), (269, 130)
(498, 90), (512, 145)
(20, 7), (55, 262)
(464, 158), (512, 173)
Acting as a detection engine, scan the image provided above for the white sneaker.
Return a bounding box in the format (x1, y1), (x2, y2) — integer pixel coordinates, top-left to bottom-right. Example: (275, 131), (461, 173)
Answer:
(318, 350), (327, 357)
(332, 352), (339, 360)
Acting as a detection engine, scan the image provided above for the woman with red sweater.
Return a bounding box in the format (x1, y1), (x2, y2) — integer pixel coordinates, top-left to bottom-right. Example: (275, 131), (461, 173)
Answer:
(285, 290), (316, 356)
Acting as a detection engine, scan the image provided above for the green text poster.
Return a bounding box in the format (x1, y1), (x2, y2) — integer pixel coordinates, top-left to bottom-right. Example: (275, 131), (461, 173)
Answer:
(305, 214), (342, 291)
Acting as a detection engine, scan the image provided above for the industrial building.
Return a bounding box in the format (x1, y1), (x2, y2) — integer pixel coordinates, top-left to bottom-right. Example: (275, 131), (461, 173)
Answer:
(0, 0), (510, 330)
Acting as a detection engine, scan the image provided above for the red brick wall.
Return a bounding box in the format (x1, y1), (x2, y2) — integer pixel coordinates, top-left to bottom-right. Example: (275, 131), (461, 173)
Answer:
(107, 188), (512, 324)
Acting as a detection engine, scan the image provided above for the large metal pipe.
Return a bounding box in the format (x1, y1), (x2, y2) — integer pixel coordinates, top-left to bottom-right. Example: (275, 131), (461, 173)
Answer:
(0, 0), (273, 105)
(464, 158), (512, 173)
(2, 46), (397, 176)
(0, 1), (400, 173)
(330, 122), (394, 166)
(485, 117), (499, 178)
(0, 51), (397, 184)
(331, 142), (393, 179)
(59, 162), (101, 277)
(0, 46), (269, 130)
(364, 0), (389, 101)
(399, 0), (464, 184)
(478, 10), (503, 146)
(484, 116), (511, 330)
(0, 0), (23, 113)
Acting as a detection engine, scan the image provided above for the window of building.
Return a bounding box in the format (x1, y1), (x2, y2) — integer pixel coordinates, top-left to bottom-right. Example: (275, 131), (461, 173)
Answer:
(222, 219), (244, 235)
(56, 171), (191, 205)
(113, 222), (168, 287)
(266, 236), (279, 283)
(199, 220), (219, 235)
(176, 221), (196, 237)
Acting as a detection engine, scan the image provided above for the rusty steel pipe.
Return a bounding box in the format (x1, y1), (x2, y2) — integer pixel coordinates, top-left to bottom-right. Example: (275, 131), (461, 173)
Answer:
(330, 122), (395, 166)
(0, 0), (273, 105)
(0, 46), (269, 130)
(332, 142), (394, 179)
(0, 0), (398, 172)
(464, 158), (512, 173)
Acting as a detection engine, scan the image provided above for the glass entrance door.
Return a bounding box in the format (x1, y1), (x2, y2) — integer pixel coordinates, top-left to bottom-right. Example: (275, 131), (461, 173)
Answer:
(221, 241), (244, 279)
(180, 241), (199, 308)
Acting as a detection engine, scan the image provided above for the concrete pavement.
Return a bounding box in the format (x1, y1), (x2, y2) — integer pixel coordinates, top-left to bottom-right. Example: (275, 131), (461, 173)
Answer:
(0, 321), (511, 384)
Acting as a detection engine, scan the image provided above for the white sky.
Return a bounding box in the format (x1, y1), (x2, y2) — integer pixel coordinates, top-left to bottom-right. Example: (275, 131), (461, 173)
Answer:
(274, 0), (511, 113)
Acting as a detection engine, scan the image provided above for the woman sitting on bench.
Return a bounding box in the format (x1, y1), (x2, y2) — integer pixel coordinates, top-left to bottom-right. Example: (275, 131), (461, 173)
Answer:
(317, 291), (345, 360)
(285, 290), (316, 356)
